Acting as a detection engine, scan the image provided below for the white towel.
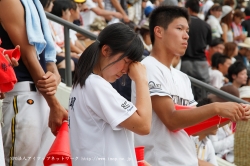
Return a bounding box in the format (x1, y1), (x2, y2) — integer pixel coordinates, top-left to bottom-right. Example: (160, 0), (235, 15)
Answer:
(20, 0), (56, 62)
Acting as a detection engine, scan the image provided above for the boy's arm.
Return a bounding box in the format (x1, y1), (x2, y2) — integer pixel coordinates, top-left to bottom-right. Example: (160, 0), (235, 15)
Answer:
(151, 95), (245, 131)
(198, 159), (214, 166)
(0, 0), (67, 135)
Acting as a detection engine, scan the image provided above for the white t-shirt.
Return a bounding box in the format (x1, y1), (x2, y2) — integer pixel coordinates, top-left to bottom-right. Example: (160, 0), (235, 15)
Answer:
(69, 74), (137, 166)
(50, 21), (78, 45)
(131, 56), (198, 166)
(206, 15), (223, 39)
(209, 68), (224, 89)
(191, 136), (218, 166)
(208, 124), (234, 162)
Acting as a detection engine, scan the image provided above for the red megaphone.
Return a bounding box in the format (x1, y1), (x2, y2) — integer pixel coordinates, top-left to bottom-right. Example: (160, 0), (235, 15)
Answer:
(174, 104), (230, 135)
(43, 121), (72, 166)
(0, 46), (20, 61)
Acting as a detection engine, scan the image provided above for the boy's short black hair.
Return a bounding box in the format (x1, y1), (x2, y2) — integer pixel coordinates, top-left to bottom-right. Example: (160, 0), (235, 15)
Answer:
(197, 98), (212, 107)
(209, 38), (224, 47)
(211, 53), (230, 68)
(245, 7), (250, 17)
(228, 61), (247, 82)
(149, 6), (189, 45)
(185, 0), (200, 13)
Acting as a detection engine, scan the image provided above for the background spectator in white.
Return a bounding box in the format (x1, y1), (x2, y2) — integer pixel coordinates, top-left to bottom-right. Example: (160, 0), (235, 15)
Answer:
(209, 53), (232, 88)
(50, 0), (84, 55)
(205, 4), (223, 39)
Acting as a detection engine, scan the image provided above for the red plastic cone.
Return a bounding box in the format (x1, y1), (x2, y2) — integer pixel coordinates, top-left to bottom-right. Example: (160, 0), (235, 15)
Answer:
(0, 47), (20, 61)
(43, 121), (72, 166)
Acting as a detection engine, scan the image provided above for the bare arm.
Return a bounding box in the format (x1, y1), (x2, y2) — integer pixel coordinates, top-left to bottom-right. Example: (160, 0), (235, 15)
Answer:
(0, 0), (67, 135)
(151, 95), (245, 131)
(119, 62), (152, 135)
(198, 159), (214, 166)
(221, 24), (228, 42)
(110, 0), (129, 22)
(70, 41), (83, 54)
(91, 7), (123, 19)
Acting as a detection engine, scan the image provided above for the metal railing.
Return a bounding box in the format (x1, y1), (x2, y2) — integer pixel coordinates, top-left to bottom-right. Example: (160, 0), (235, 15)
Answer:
(45, 12), (249, 104)
(46, 12), (97, 86)
(189, 76), (249, 104)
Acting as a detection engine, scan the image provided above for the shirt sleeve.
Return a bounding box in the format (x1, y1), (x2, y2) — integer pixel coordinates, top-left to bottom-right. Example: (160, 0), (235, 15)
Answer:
(144, 61), (172, 98)
(86, 76), (137, 130)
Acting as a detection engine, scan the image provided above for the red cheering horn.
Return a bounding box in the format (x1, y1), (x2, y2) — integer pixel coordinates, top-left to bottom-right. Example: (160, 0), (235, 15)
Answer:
(0, 46), (21, 61)
(43, 121), (72, 166)
(174, 104), (230, 135)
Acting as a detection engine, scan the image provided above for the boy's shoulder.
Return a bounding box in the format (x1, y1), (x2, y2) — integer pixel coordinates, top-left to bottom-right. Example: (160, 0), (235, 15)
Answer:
(142, 56), (190, 81)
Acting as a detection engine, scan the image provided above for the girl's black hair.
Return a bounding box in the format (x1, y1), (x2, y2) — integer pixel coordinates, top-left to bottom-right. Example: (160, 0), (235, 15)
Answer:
(39, 0), (51, 8)
(51, 0), (72, 17)
(73, 23), (144, 88)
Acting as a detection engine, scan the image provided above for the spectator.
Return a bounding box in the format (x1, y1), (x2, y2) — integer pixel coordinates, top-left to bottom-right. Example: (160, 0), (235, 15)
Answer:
(223, 0), (235, 9)
(181, 0), (212, 100)
(206, 37), (225, 65)
(205, 4), (223, 39)
(132, 5), (250, 166)
(207, 85), (239, 163)
(192, 98), (218, 166)
(232, 9), (247, 43)
(104, 0), (130, 24)
(69, 23), (151, 166)
(224, 42), (238, 63)
(50, 0), (85, 55)
(69, 0), (86, 51)
(75, 0), (123, 30)
(137, 20), (152, 57)
(209, 53), (231, 88)
(236, 37), (250, 66)
(191, 133), (218, 166)
(40, 0), (79, 82)
(221, 5), (233, 42)
(0, 0), (68, 165)
(202, 0), (214, 16)
(228, 61), (248, 88)
(241, 7), (250, 37)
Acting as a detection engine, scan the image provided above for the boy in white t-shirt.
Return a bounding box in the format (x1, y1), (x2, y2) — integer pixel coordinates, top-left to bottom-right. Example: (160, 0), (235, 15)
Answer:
(131, 5), (250, 166)
(209, 53), (232, 89)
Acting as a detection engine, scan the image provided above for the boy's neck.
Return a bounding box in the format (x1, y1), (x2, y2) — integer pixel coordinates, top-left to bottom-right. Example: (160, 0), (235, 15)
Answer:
(151, 45), (175, 69)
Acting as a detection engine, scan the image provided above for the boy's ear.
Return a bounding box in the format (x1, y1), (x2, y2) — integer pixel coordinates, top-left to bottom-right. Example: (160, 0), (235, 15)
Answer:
(232, 74), (237, 80)
(154, 26), (164, 40)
